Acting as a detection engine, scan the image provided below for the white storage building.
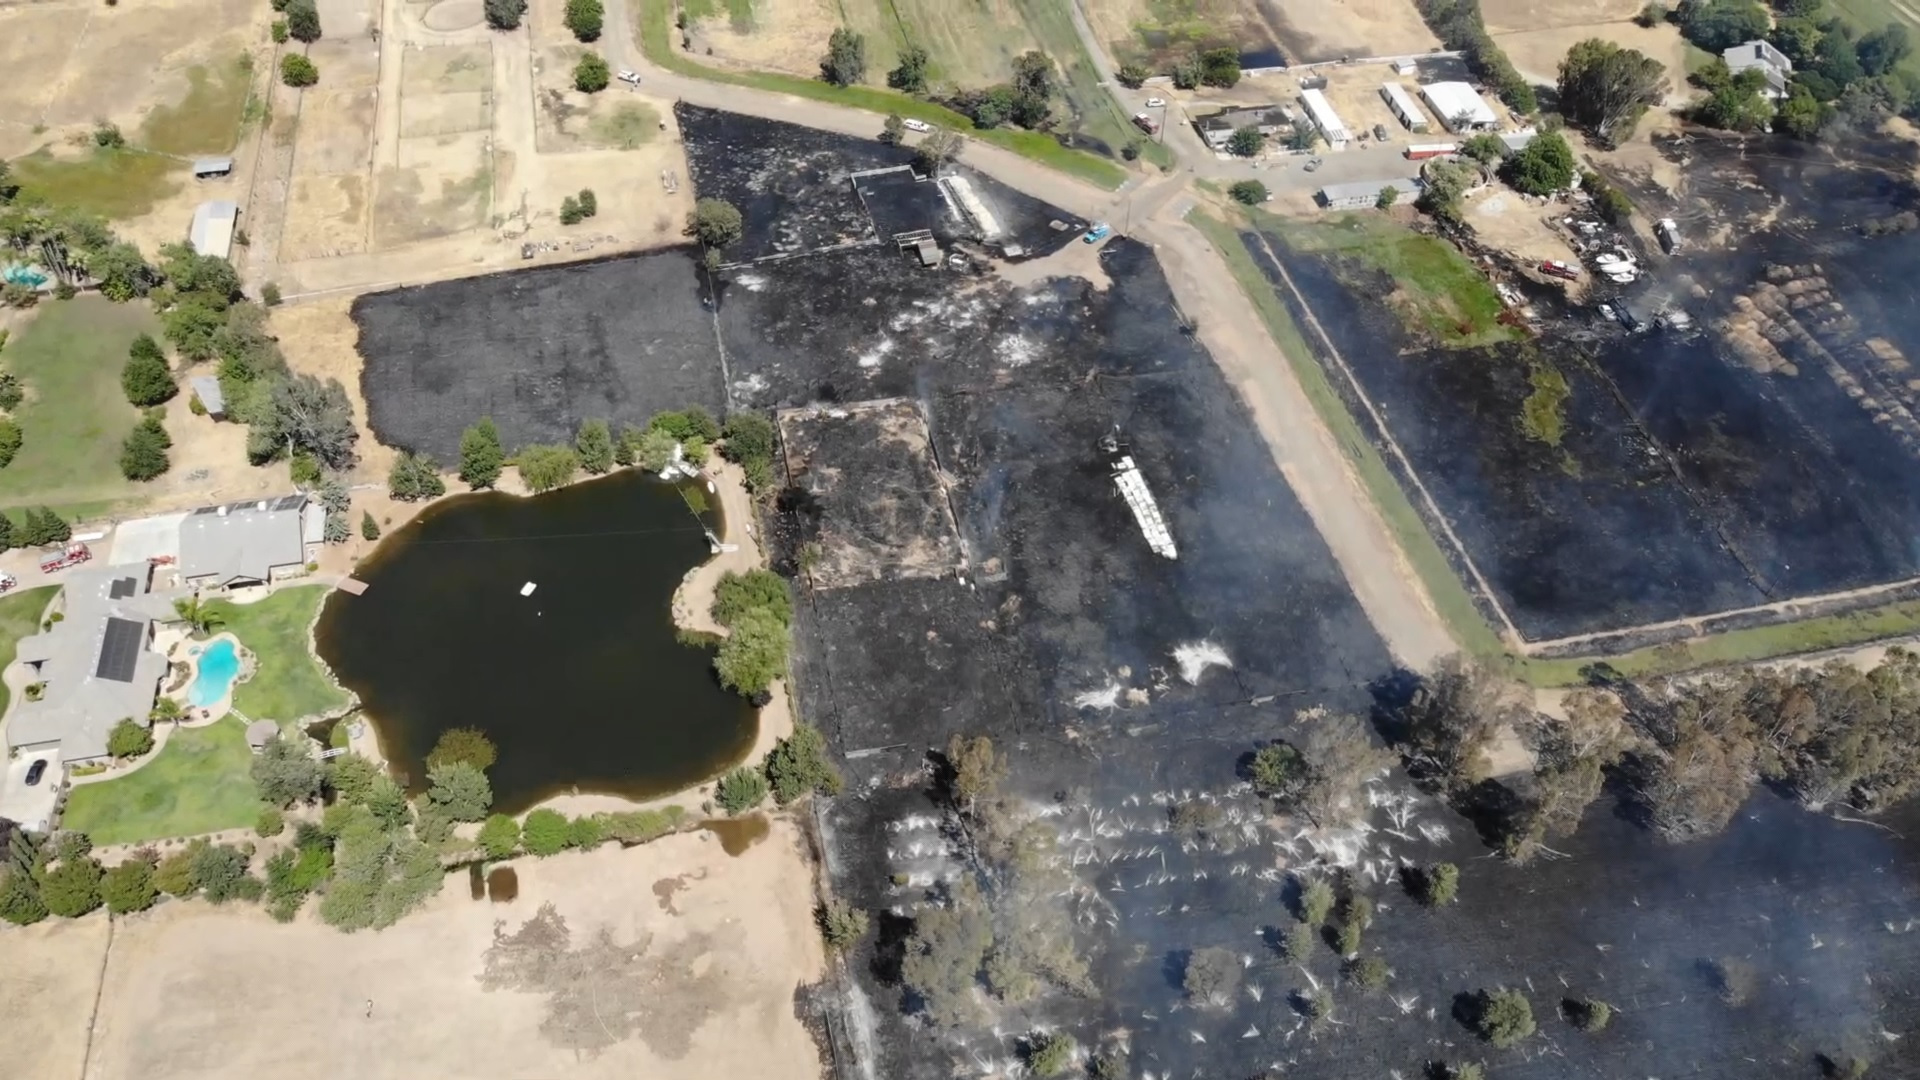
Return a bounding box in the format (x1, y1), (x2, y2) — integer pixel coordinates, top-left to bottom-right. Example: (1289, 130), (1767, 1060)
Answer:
(1420, 81), (1500, 132)
(1319, 177), (1423, 210)
(1298, 88), (1351, 150)
(1379, 83), (1430, 131)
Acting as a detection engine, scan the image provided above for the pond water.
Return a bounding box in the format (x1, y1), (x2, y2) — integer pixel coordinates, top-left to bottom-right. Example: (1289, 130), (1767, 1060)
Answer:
(187, 638), (240, 707)
(314, 470), (757, 813)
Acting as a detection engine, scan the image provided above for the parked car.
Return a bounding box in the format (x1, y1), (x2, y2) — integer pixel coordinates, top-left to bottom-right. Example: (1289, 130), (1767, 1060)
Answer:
(903, 118), (931, 133)
(1145, 96), (1166, 108)
(616, 69), (640, 85)
(1132, 113), (1158, 134)
(1303, 158), (1322, 172)
(1084, 223), (1112, 244)
(1373, 123), (1388, 140)
(24, 759), (47, 786)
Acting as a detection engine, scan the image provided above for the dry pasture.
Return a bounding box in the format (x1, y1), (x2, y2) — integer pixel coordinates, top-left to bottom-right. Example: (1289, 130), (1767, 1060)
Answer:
(687, 0), (1037, 88)
(1491, 21), (1693, 87)
(1084, 0), (1436, 66)
(373, 129), (495, 246)
(282, 173), (373, 259)
(1481, 0), (1646, 33)
(7, 824), (825, 1080)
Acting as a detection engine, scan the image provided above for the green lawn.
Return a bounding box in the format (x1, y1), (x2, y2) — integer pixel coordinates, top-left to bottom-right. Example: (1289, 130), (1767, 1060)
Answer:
(1263, 211), (1519, 348)
(0, 297), (162, 515)
(0, 586), (57, 718)
(10, 147), (185, 222)
(138, 55), (256, 157)
(204, 586), (351, 722)
(639, 0), (1128, 188)
(60, 717), (264, 846)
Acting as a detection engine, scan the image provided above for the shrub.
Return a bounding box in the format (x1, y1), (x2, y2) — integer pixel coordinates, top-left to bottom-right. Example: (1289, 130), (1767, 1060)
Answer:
(484, 0), (526, 28)
(387, 451), (446, 501)
(1229, 179), (1269, 205)
(1280, 924), (1315, 964)
(573, 52), (610, 93)
(1565, 996), (1612, 1031)
(715, 766), (768, 814)
(521, 808), (571, 855)
(563, 0), (602, 41)
(764, 723), (842, 803)
(40, 854), (104, 917)
(1117, 62), (1148, 88)
(600, 805), (686, 845)
(1298, 878), (1335, 925)
(256, 807), (286, 837)
(1419, 861), (1460, 905)
(817, 897), (870, 951)
(102, 858), (158, 914)
(154, 850), (197, 896)
(712, 568), (792, 627)
(576, 418), (614, 473)
(424, 760), (492, 822)
(0, 372), (22, 411)
(361, 511), (380, 540)
(566, 814), (604, 849)
(1345, 953), (1390, 991)
(120, 416), (171, 481)
(517, 443), (578, 492)
(285, 0), (320, 41)
(107, 717), (154, 758)
(1470, 987), (1537, 1047)
(1226, 126), (1265, 157)
(459, 417), (505, 488)
(262, 282), (282, 306)
(0, 420), (20, 470)
(280, 53), (319, 88)
(271, 18), (288, 41)
(122, 335), (177, 406)
(714, 608), (788, 695)
(478, 814), (521, 858)
(93, 121), (125, 148)
(1183, 946), (1240, 1005)
(1026, 1031), (1075, 1077)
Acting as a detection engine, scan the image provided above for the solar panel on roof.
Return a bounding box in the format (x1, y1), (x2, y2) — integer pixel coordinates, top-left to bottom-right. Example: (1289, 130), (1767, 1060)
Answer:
(108, 577), (136, 599)
(96, 617), (145, 682)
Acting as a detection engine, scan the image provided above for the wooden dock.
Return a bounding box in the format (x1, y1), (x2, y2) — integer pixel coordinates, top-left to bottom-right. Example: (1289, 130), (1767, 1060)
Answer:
(336, 577), (369, 595)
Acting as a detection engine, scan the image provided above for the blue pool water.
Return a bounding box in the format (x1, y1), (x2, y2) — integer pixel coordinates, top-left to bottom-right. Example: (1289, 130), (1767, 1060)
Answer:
(188, 638), (240, 707)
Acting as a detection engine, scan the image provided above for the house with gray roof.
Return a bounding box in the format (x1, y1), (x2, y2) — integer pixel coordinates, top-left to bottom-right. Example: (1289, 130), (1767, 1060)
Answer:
(179, 495), (322, 589)
(1723, 40), (1793, 98)
(8, 564), (177, 766)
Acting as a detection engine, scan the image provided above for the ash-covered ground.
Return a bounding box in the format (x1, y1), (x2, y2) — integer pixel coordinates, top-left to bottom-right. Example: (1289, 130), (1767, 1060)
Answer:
(348, 110), (1920, 1078)
(1261, 132), (1920, 643)
(351, 252), (723, 460)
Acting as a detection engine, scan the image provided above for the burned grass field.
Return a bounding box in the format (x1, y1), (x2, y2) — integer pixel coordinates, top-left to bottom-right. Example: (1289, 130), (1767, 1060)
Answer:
(349, 252), (724, 460)
(1248, 138), (1920, 645)
(339, 108), (1920, 1079)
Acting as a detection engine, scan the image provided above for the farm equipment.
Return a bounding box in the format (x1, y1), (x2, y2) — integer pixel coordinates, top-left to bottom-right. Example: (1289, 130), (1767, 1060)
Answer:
(38, 543), (91, 574)
(1540, 260), (1580, 281)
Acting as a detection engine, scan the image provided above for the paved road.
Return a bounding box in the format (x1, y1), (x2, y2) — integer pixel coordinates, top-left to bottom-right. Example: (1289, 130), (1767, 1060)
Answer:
(611, 2), (1457, 668)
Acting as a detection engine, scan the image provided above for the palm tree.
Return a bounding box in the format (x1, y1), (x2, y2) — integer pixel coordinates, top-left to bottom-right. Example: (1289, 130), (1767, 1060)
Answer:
(173, 595), (222, 637)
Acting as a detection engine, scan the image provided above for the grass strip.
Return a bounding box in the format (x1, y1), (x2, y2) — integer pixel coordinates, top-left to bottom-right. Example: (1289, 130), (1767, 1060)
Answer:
(635, 0), (1127, 189)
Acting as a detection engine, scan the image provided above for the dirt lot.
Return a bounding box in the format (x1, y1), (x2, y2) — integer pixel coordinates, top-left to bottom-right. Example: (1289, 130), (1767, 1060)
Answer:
(687, 0), (1036, 87)
(1481, 0), (1645, 33)
(1492, 20), (1692, 85)
(4, 825), (825, 1080)
(1084, 0), (1437, 66)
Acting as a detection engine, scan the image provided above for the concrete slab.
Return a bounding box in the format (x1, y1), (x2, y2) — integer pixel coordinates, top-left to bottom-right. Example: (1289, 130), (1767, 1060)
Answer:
(108, 512), (187, 566)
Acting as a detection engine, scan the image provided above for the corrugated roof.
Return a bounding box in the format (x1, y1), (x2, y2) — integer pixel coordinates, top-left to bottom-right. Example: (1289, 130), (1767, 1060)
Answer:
(1319, 177), (1424, 201)
(192, 156), (234, 175)
(1420, 82), (1499, 128)
(189, 375), (225, 414)
(189, 200), (238, 258)
(1298, 88), (1351, 141)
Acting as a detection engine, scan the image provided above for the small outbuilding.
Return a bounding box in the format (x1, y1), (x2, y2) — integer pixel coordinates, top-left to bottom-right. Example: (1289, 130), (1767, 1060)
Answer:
(1380, 83), (1430, 132)
(189, 375), (227, 420)
(1298, 88), (1351, 151)
(245, 719), (279, 752)
(192, 157), (234, 180)
(1420, 82), (1500, 132)
(189, 200), (240, 260)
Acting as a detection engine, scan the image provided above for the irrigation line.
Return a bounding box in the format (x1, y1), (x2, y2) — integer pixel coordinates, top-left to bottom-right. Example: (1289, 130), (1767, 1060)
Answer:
(78, 913), (117, 1080)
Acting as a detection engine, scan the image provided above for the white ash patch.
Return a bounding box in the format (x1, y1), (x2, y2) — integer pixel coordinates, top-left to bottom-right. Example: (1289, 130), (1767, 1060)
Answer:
(1172, 641), (1232, 685)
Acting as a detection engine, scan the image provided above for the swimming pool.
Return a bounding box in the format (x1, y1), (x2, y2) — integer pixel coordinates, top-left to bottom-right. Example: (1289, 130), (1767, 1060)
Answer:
(188, 638), (240, 707)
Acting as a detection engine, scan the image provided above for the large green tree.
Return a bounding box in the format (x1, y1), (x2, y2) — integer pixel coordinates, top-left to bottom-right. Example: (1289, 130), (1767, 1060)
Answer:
(285, 0), (321, 42)
(252, 733), (325, 807)
(1557, 38), (1669, 144)
(563, 0), (602, 41)
(687, 198), (744, 250)
(425, 760), (492, 822)
(821, 27), (867, 86)
(121, 334), (177, 406)
(459, 417), (505, 488)
(517, 443), (578, 492)
(1502, 131), (1577, 194)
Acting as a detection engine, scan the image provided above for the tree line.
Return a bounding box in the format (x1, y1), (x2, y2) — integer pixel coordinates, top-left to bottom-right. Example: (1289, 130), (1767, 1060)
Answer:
(1671, 0), (1919, 136)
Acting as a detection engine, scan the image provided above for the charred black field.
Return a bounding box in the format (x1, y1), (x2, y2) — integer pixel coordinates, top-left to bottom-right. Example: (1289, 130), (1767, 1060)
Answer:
(1249, 133), (1920, 644)
(343, 108), (1920, 1078)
